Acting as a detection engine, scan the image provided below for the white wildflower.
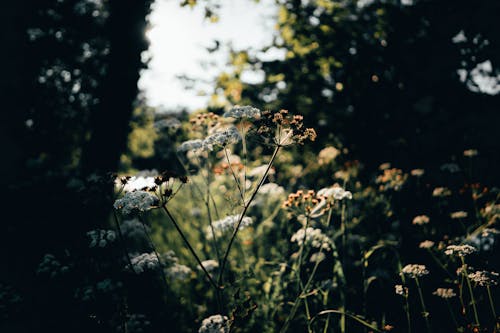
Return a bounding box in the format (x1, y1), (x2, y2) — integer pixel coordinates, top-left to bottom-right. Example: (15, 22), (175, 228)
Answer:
(129, 253), (160, 273)
(203, 127), (241, 151)
(200, 259), (219, 272)
(433, 187), (452, 197)
(395, 284), (408, 296)
(165, 263), (192, 281)
(433, 288), (456, 298)
(463, 149), (479, 157)
(120, 218), (148, 239)
(400, 264), (429, 278)
(444, 244), (477, 257)
(450, 211), (468, 219)
(113, 191), (157, 215)
(223, 105), (261, 119)
(36, 254), (69, 277)
(258, 183), (285, 196)
(248, 165), (275, 177)
(419, 240), (435, 249)
(198, 314), (230, 333)
(87, 229), (116, 248)
(468, 271), (499, 286)
(412, 215), (430, 225)
(177, 139), (204, 153)
(207, 215), (253, 237)
(317, 185), (352, 200)
(291, 227), (332, 251)
(410, 169), (425, 177)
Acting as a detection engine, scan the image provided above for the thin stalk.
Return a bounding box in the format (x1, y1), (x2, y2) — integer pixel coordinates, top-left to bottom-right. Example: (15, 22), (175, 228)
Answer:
(224, 148), (245, 203)
(112, 210), (136, 273)
(311, 310), (382, 333)
(404, 293), (412, 333)
(414, 277), (432, 333)
(139, 218), (169, 288)
(280, 248), (323, 333)
(218, 145), (281, 286)
(162, 205), (219, 291)
(340, 200), (347, 333)
(461, 258), (480, 327)
(296, 216), (310, 287)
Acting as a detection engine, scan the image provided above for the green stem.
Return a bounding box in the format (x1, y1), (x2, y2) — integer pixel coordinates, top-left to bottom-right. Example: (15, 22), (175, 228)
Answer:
(415, 277), (432, 333)
(162, 205), (219, 291)
(311, 310), (382, 332)
(218, 145), (281, 286)
(446, 299), (459, 331)
(461, 258), (480, 327)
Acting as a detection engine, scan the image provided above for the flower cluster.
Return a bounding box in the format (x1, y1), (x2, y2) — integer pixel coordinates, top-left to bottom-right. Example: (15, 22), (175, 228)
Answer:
(118, 170), (158, 192)
(419, 240), (435, 249)
(433, 288), (456, 298)
(444, 244), (477, 257)
(283, 189), (332, 217)
(198, 314), (230, 333)
(165, 263), (192, 281)
(412, 215), (430, 225)
(189, 112), (220, 130)
(223, 105), (261, 119)
(376, 168), (407, 191)
(36, 254), (69, 278)
(318, 146), (340, 165)
(87, 229), (116, 248)
(129, 253), (160, 273)
(410, 169), (425, 177)
(450, 211), (468, 219)
(432, 187), (452, 197)
(121, 218), (148, 239)
(395, 284), (408, 296)
(207, 214), (253, 237)
(317, 185), (353, 201)
(114, 191), (157, 216)
(291, 227), (333, 251)
(468, 270), (499, 286)
(400, 264), (429, 278)
(177, 127), (241, 154)
(203, 126), (241, 150)
(200, 259), (219, 272)
(463, 149), (479, 157)
(255, 109), (317, 146)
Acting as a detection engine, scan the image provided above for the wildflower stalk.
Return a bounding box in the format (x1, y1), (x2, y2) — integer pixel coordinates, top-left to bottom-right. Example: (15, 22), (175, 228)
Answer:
(204, 159), (222, 265)
(414, 277), (432, 333)
(340, 200), (347, 333)
(322, 204), (347, 333)
(486, 285), (497, 322)
(162, 205), (219, 291)
(224, 148), (245, 203)
(397, 261), (411, 333)
(280, 246), (323, 333)
(296, 215), (310, 286)
(311, 310), (382, 332)
(139, 217), (169, 288)
(112, 210), (136, 274)
(461, 257), (480, 327)
(218, 145), (281, 286)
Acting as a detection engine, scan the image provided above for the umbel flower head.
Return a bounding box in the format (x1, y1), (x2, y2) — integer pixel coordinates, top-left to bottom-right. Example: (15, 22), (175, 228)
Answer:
(254, 109), (316, 146)
(223, 105), (261, 119)
(433, 288), (456, 299)
(395, 284), (408, 296)
(113, 190), (157, 216)
(400, 264), (429, 278)
(198, 314), (230, 333)
(291, 227), (333, 251)
(444, 244), (477, 257)
(468, 270), (499, 286)
(206, 214), (253, 238)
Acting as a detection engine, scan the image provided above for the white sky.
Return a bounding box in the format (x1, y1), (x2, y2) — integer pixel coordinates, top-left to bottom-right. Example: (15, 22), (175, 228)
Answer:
(138, 0), (278, 111)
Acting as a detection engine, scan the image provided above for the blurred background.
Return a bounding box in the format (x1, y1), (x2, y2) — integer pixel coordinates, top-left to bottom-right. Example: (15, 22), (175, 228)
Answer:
(1, 0), (499, 332)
